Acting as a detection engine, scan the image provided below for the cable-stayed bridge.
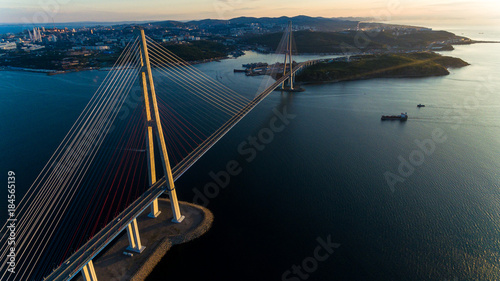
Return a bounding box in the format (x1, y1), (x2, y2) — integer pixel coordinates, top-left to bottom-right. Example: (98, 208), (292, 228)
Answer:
(0, 24), (318, 281)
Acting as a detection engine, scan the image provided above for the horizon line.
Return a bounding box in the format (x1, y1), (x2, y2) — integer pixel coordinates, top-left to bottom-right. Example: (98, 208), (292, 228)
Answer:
(0, 15), (375, 25)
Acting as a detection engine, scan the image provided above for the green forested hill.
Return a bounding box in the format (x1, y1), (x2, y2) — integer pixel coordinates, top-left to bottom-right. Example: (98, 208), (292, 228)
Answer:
(295, 52), (469, 83)
(244, 30), (469, 53)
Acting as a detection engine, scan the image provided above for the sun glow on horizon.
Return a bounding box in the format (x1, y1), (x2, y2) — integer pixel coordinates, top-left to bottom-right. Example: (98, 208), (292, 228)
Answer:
(0, 0), (498, 25)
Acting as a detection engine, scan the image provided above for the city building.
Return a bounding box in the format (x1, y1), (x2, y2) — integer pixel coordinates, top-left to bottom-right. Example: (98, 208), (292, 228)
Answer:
(0, 42), (16, 50)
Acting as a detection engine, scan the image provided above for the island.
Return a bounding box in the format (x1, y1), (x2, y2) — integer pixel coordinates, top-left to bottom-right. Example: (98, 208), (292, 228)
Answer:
(294, 52), (470, 83)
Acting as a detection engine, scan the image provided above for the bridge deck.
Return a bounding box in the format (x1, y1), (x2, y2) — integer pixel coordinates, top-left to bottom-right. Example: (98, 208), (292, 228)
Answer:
(46, 179), (167, 280)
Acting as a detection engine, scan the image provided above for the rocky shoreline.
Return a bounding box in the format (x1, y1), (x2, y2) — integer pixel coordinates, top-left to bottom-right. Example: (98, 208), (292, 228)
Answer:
(131, 200), (214, 281)
(74, 198), (214, 281)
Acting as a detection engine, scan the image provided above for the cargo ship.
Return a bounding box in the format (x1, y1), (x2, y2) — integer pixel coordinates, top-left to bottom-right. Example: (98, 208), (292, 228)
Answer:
(381, 112), (408, 121)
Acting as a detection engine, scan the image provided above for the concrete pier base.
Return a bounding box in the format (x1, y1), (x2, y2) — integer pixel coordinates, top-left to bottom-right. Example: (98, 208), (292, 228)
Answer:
(147, 199), (161, 218)
(274, 86), (306, 92)
(75, 198), (213, 281)
(171, 215), (185, 223)
(126, 219), (146, 253)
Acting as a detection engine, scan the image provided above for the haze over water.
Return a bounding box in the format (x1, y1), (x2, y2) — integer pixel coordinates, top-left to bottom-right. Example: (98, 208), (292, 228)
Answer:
(0, 25), (499, 280)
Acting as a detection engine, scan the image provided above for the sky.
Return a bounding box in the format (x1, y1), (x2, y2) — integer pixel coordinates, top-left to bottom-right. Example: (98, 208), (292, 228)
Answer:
(0, 0), (499, 26)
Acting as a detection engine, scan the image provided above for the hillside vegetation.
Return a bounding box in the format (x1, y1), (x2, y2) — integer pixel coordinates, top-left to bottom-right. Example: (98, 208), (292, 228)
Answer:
(295, 52), (469, 83)
(245, 30), (469, 53)
(162, 41), (234, 62)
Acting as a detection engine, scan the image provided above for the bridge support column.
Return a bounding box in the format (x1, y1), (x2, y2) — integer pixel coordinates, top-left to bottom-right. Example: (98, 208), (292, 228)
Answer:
(168, 188), (184, 223)
(126, 218), (145, 253)
(140, 50), (161, 220)
(81, 260), (98, 281)
(148, 198), (161, 218)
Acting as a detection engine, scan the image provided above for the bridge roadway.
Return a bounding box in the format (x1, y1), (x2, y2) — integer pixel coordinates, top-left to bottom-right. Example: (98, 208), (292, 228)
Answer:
(45, 60), (317, 281)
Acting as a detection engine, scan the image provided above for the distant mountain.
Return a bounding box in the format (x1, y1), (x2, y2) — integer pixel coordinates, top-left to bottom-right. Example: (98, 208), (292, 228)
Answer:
(186, 19), (229, 26)
(148, 20), (188, 28)
(186, 15), (360, 31)
(335, 17), (373, 21)
(244, 29), (467, 54)
(2, 16), (387, 32)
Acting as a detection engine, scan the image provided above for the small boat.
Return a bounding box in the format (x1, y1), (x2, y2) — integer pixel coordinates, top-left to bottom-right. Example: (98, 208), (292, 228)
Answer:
(417, 104), (425, 107)
(381, 112), (408, 121)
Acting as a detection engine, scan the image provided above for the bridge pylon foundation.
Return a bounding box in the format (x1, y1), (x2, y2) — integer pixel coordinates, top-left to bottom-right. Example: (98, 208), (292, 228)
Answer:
(148, 199), (161, 218)
(126, 218), (146, 253)
(275, 85), (305, 92)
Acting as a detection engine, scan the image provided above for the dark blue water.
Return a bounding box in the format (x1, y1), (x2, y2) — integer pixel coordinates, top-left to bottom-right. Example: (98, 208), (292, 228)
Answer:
(1, 27), (499, 280)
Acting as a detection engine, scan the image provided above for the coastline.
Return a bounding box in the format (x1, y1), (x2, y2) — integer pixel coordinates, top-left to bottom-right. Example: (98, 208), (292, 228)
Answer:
(3, 39), (496, 76)
(0, 66), (99, 75)
(0, 56), (231, 75)
(3, 39), (494, 77)
(463, 40), (500, 44)
(295, 52), (469, 85)
(297, 72), (452, 85)
(131, 199), (214, 281)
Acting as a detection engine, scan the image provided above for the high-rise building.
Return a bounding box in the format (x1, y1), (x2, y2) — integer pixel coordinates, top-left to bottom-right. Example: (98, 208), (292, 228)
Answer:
(29, 27), (42, 42)
(37, 28), (42, 42)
